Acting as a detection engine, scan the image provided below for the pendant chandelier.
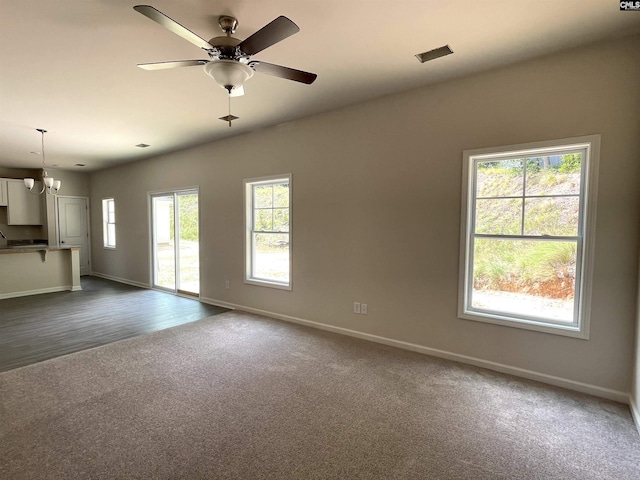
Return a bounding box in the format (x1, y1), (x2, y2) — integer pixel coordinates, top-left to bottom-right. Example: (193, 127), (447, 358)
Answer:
(24, 128), (61, 195)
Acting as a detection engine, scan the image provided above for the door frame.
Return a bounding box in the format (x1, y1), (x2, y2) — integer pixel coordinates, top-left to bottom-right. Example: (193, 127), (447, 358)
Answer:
(148, 187), (200, 297)
(55, 195), (91, 275)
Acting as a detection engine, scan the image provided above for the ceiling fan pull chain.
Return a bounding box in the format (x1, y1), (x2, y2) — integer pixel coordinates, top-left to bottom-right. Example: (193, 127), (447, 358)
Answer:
(218, 96), (238, 126)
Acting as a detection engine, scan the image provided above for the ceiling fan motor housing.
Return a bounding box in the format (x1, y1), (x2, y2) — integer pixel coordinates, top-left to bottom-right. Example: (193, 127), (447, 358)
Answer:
(218, 15), (238, 34)
(207, 35), (246, 60)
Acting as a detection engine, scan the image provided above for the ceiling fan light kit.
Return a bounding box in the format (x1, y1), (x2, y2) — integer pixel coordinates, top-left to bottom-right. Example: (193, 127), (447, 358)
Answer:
(133, 5), (317, 126)
(204, 60), (254, 94)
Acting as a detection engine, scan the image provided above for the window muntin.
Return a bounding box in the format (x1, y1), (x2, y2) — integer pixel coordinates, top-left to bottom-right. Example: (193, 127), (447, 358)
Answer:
(459, 137), (599, 337)
(245, 175), (291, 289)
(102, 198), (116, 248)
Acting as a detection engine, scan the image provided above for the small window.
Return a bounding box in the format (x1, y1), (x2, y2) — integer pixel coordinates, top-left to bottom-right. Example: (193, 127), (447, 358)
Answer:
(459, 136), (599, 338)
(102, 198), (116, 248)
(244, 175), (291, 289)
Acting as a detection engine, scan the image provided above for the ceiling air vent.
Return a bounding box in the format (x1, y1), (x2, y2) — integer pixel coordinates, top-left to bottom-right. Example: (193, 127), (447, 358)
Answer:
(415, 45), (453, 63)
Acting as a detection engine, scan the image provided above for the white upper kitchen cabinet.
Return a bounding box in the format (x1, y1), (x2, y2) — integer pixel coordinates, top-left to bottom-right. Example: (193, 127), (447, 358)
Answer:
(0, 179), (7, 206)
(6, 179), (43, 225)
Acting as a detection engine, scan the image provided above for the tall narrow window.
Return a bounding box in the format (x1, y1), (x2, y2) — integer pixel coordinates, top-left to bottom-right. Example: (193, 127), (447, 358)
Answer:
(102, 198), (116, 248)
(459, 136), (599, 338)
(245, 175), (291, 289)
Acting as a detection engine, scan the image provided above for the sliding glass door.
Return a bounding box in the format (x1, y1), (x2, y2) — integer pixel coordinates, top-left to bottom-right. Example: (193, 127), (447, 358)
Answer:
(151, 189), (200, 295)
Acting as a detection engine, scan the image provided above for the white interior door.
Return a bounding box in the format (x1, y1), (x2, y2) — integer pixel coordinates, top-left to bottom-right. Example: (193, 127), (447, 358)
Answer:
(57, 196), (90, 276)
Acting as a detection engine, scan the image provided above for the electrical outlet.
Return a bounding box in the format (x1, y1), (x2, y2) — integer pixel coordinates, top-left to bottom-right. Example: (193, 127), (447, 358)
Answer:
(361, 303), (368, 315)
(225, 280), (230, 290)
(353, 302), (361, 314)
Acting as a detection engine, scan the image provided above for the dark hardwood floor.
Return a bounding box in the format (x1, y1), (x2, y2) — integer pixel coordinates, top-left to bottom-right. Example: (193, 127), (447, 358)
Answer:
(0, 276), (229, 372)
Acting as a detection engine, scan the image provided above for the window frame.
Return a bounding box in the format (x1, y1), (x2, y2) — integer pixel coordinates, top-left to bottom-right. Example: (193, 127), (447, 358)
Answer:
(458, 135), (600, 339)
(102, 198), (116, 249)
(244, 174), (292, 290)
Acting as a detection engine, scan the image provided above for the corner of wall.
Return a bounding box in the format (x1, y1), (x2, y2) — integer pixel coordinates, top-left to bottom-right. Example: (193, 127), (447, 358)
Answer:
(630, 395), (640, 437)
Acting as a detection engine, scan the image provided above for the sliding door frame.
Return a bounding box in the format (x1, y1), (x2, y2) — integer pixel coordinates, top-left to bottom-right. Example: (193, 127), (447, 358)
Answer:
(148, 187), (200, 297)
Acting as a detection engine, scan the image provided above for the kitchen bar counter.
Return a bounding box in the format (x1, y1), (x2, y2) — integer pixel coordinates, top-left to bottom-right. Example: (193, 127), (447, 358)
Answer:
(0, 245), (75, 253)
(0, 246), (81, 299)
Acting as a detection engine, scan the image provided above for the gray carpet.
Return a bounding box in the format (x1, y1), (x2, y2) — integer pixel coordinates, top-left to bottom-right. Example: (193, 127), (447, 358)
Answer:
(1, 311), (638, 479)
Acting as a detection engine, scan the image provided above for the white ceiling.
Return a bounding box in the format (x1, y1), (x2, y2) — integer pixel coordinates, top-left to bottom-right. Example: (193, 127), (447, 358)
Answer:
(1, 1), (639, 172)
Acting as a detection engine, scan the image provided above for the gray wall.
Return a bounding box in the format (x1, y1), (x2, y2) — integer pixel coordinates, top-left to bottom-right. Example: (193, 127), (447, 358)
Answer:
(90, 34), (640, 396)
(634, 254), (640, 427)
(47, 168), (91, 198)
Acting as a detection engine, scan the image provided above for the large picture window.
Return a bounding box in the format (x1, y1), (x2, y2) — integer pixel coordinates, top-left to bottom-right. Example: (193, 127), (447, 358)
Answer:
(459, 136), (599, 337)
(244, 175), (291, 289)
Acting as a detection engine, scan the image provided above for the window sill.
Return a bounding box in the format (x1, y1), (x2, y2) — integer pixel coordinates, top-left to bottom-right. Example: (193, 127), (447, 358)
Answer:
(245, 278), (291, 291)
(458, 309), (588, 339)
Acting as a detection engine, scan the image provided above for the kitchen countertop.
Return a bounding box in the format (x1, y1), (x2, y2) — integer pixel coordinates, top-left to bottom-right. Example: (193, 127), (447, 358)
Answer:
(0, 245), (80, 254)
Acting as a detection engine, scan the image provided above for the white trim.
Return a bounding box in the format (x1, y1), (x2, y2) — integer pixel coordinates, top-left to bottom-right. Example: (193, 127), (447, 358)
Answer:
(0, 286), (75, 300)
(199, 297), (627, 404)
(630, 396), (640, 436)
(91, 272), (150, 289)
(101, 197), (116, 248)
(147, 185), (201, 196)
(457, 311), (587, 338)
(243, 174), (292, 290)
(245, 278), (292, 291)
(148, 188), (200, 293)
(458, 134), (600, 338)
(199, 297), (237, 310)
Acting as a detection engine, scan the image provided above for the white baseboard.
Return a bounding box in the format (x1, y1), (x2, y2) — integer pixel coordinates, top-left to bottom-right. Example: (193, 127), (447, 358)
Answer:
(200, 296), (629, 404)
(200, 297), (237, 310)
(0, 286), (74, 300)
(91, 272), (150, 289)
(630, 396), (640, 436)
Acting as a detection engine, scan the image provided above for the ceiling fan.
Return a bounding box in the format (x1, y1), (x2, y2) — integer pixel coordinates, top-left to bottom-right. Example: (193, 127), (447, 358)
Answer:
(133, 4), (317, 101)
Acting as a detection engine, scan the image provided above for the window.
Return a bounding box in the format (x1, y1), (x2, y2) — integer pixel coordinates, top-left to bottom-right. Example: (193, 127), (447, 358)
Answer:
(459, 136), (599, 338)
(102, 198), (116, 248)
(245, 175), (291, 289)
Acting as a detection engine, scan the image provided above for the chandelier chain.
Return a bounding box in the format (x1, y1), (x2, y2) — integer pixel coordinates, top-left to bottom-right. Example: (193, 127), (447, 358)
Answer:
(37, 128), (47, 170)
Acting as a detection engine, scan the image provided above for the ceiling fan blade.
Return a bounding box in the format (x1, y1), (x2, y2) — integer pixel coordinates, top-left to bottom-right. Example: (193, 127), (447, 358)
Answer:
(230, 85), (245, 97)
(134, 5), (212, 50)
(249, 61), (317, 84)
(137, 60), (209, 70)
(238, 16), (299, 56)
